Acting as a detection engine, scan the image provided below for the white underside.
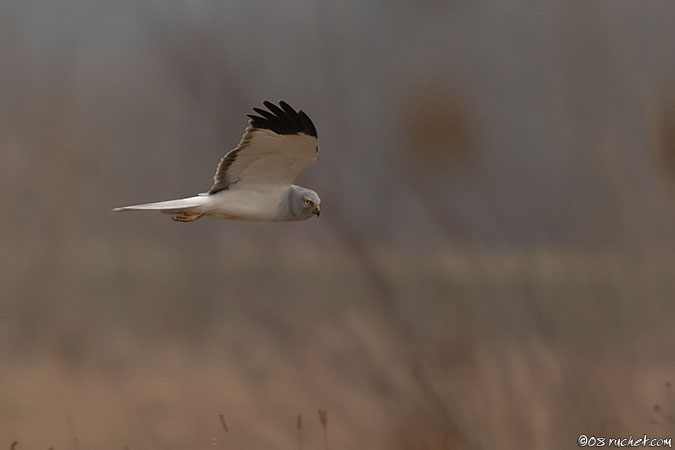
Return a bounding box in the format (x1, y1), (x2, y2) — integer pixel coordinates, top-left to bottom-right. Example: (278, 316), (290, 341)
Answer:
(196, 184), (289, 221)
(114, 184), (290, 222)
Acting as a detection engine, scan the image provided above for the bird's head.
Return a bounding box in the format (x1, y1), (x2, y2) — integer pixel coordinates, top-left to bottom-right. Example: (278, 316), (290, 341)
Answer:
(288, 186), (321, 220)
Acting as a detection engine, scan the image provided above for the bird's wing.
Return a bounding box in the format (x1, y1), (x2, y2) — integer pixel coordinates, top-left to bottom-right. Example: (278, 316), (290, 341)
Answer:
(208, 100), (318, 194)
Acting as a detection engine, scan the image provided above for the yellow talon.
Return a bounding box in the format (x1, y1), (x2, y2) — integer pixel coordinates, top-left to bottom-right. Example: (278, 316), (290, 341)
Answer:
(172, 213), (204, 222)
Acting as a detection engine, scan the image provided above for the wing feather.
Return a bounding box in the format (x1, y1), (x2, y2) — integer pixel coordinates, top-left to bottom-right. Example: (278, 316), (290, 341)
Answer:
(249, 109), (275, 122)
(209, 101), (318, 194)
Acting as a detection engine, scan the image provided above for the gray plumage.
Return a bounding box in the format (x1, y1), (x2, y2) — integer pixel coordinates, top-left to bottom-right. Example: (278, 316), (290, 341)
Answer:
(283, 186), (321, 221)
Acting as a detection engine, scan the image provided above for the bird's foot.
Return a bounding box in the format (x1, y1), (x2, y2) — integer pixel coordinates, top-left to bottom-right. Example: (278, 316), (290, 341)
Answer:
(172, 213), (204, 222)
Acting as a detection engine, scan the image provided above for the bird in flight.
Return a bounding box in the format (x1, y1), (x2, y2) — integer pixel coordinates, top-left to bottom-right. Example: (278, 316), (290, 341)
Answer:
(114, 100), (321, 222)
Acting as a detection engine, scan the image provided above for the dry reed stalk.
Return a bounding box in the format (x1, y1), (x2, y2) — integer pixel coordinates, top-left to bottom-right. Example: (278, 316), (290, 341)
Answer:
(67, 409), (79, 450)
(653, 382), (674, 424)
(318, 409), (328, 450)
(296, 414), (303, 450)
(212, 413), (228, 448)
(666, 381), (672, 417)
(219, 414), (229, 433)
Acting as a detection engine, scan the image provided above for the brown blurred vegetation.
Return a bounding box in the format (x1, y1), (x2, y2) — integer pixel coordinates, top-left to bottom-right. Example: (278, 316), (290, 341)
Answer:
(1, 1), (674, 449)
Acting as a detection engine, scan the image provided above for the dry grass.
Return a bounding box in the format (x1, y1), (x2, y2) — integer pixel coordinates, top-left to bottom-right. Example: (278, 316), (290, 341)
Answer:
(2, 248), (674, 449)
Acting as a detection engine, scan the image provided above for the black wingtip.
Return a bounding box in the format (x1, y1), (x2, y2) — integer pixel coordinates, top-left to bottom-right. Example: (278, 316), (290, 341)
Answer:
(247, 100), (317, 138)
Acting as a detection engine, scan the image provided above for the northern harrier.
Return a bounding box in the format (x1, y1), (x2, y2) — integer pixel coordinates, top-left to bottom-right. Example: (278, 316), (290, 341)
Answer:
(114, 100), (320, 222)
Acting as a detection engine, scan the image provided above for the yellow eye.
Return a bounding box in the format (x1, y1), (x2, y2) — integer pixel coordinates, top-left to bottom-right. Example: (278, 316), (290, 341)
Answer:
(303, 199), (312, 206)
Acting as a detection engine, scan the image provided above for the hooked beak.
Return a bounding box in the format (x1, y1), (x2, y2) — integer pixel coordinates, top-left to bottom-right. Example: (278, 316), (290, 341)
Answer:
(314, 204), (321, 217)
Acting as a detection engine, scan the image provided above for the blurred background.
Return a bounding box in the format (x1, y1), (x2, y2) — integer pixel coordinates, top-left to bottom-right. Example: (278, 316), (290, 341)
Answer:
(1, 1), (674, 448)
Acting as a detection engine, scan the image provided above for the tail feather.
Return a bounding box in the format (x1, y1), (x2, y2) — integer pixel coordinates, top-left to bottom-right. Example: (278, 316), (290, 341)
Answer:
(113, 196), (207, 214)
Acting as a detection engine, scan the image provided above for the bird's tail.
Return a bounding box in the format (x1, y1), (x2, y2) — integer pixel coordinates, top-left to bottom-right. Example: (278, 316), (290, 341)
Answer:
(113, 196), (208, 214)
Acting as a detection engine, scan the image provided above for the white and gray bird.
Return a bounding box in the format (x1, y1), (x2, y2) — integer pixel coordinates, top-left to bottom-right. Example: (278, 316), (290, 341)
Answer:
(114, 100), (321, 222)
